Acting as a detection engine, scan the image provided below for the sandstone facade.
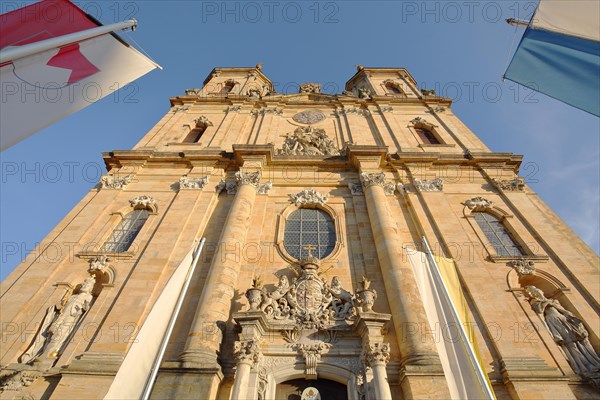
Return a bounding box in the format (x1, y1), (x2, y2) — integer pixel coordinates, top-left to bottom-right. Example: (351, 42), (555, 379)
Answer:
(1, 66), (598, 400)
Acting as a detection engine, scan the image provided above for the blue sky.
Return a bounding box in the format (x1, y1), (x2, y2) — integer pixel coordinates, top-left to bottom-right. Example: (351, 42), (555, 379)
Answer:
(1, 0), (599, 281)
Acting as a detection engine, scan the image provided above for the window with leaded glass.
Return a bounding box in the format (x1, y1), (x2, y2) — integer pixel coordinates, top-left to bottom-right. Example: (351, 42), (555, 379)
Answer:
(283, 208), (335, 260)
(473, 212), (524, 257)
(101, 209), (149, 253)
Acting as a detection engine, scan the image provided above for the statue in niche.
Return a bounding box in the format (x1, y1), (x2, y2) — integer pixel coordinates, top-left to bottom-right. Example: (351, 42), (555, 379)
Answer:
(525, 286), (600, 388)
(20, 276), (95, 364)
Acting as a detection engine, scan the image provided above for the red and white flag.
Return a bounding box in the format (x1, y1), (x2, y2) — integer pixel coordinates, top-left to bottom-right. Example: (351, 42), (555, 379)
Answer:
(0, 0), (160, 150)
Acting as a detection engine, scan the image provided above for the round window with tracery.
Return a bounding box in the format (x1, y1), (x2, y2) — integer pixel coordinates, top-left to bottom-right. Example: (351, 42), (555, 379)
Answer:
(283, 208), (335, 260)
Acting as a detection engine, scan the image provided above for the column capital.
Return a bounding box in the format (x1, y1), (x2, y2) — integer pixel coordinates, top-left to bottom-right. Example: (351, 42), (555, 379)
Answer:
(235, 170), (262, 189)
(360, 172), (387, 188)
(362, 342), (391, 367)
(359, 172), (397, 195)
(233, 340), (261, 366)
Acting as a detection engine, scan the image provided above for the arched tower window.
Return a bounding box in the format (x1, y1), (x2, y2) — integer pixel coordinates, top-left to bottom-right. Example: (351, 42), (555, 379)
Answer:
(472, 212), (524, 257)
(101, 209), (149, 253)
(283, 208), (335, 260)
(220, 80), (236, 94)
(415, 127), (440, 145)
(385, 81), (403, 95)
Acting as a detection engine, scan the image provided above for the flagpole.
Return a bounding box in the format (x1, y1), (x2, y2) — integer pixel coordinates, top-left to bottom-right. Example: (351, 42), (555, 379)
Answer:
(141, 237), (206, 400)
(0, 19), (137, 65)
(421, 236), (495, 400)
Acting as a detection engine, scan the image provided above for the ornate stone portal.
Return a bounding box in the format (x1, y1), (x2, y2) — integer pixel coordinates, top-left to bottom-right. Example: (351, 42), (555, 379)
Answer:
(234, 246), (392, 399)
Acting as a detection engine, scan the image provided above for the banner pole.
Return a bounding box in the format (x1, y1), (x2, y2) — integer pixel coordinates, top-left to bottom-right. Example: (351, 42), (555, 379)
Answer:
(0, 19), (137, 64)
(421, 236), (495, 400)
(141, 237), (206, 400)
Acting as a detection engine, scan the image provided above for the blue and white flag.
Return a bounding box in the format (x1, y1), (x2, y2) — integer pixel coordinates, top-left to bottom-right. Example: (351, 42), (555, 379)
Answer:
(505, 0), (600, 117)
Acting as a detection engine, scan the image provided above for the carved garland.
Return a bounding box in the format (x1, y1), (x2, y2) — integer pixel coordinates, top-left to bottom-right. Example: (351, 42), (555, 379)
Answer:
(413, 178), (443, 192)
(462, 196), (493, 211)
(129, 195), (157, 212)
(179, 176), (209, 190)
(100, 174), (133, 190)
(493, 177), (526, 192)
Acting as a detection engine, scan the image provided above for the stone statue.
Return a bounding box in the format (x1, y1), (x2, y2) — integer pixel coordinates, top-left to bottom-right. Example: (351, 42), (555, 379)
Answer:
(327, 276), (355, 320)
(278, 126), (339, 156)
(358, 87), (372, 99)
(525, 286), (600, 388)
(260, 275), (290, 317)
(20, 276), (95, 363)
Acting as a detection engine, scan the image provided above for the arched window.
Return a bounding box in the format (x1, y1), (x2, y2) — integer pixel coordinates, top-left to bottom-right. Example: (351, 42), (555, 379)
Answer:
(220, 80), (235, 94)
(385, 82), (403, 95)
(183, 126), (206, 143)
(101, 209), (149, 253)
(473, 212), (524, 257)
(415, 127), (441, 145)
(284, 208), (335, 260)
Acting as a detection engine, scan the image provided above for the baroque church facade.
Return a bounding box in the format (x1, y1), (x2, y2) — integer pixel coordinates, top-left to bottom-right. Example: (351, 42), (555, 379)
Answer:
(1, 65), (599, 399)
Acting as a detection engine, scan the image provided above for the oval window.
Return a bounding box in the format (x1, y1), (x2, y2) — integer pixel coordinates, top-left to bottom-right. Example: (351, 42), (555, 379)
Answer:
(283, 208), (335, 260)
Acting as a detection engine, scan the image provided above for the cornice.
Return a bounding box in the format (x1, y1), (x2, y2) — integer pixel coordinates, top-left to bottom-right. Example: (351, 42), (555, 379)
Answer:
(102, 146), (523, 172)
(390, 151), (523, 170)
(169, 92), (453, 108)
(102, 148), (231, 170)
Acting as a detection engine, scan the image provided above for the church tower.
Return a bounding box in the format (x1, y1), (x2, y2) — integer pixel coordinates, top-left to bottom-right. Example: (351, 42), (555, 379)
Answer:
(1, 65), (598, 400)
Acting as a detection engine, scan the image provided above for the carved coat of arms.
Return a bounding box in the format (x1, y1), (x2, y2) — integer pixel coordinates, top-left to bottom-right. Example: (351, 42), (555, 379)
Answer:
(245, 246), (370, 329)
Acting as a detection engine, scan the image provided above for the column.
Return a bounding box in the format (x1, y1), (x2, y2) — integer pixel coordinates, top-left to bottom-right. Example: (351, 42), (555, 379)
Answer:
(180, 169), (262, 369)
(356, 311), (393, 400)
(359, 171), (439, 363)
(364, 343), (393, 400)
(231, 340), (261, 399)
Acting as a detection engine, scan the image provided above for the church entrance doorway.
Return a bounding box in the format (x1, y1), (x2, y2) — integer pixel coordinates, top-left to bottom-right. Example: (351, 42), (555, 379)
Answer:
(275, 378), (348, 400)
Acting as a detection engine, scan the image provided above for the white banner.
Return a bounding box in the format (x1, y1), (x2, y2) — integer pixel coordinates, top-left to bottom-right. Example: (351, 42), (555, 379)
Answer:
(1, 34), (158, 150)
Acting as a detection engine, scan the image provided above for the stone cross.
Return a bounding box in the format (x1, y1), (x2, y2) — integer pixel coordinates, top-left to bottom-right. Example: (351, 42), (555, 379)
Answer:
(303, 244), (317, 258)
